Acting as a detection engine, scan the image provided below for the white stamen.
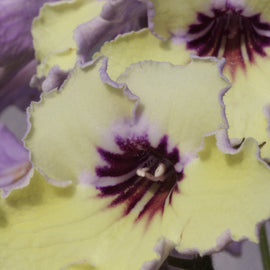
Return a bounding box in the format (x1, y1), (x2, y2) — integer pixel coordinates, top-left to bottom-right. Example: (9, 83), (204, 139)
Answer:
(154, 163), (166, 178)
(136, 167), (149, 177)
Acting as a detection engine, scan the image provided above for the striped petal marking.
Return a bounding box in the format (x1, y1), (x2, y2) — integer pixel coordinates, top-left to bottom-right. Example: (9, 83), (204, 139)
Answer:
(186, 5), (270, 79)
(95, 133), (183, 227)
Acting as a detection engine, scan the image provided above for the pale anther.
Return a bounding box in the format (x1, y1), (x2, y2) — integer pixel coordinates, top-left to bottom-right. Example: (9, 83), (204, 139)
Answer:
(136, 167), (149, 177)
(154, 163), (166, 178)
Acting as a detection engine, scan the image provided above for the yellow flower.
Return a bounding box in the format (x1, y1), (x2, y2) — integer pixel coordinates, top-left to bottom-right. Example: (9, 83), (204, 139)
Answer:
(1, 1), (270, 269)
(145, 0), (270, 158)
(1, 54), (270, 269)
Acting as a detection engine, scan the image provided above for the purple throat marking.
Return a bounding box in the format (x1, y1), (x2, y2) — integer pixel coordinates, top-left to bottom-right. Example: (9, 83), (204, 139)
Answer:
(95, 135), (183, 226)
(186, 7), (270, 78)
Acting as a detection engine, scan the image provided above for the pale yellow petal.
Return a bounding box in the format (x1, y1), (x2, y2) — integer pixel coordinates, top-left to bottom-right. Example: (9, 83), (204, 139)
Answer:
(118, 58), (229, 154)
(25, 58), (135, 182)
(95, 29), (190, 81)
(174, 136), (270, 252)
(223, 49), (270, 153)
(244, 0), (270, 21)
(32, 0), (104, 76)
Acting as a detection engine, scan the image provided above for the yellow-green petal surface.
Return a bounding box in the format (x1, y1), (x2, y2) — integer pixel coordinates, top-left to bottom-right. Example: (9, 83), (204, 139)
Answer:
(148, 0), (213, 39)
(223, 51), (270, 156)
(148, 0), (270, 39)
(95, 29), (190, 81)
(174, 136), (270, 252)
(118, 58), (229, 154)
(64, 261), (95, 270)
(1, 136), (270, 269)
(0, 171), (183, 270)
(32, 0), (104, 76)
(244, 0), (270, 21)
(25, 58), (135, 182)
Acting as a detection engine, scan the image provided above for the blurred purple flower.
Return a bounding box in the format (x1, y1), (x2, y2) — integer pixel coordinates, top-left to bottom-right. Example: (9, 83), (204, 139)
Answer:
(0, 123), (33, 197)
(0, 0), (60, 112)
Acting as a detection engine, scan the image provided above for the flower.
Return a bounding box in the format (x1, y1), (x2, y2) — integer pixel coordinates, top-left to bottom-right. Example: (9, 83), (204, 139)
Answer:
(0, 124), (33, 197)
(1, 53), (270, 270)
(0, 0), (60, 111)
(32, 0), (148, 87)
(144, 0), (270, 159)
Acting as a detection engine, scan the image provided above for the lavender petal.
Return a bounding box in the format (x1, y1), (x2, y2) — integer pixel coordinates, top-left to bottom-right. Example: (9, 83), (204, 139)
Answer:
(74, 0), (147, 64)
(41, 65), (70, 92)
(0, 0), (60, 111)
(0, 124), (32, 197)
(0, 60), (40, 111)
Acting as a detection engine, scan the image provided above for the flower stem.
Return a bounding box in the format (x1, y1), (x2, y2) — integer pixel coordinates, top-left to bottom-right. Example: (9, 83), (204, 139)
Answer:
(167, 254), (215, 269)
(260, 223), (270, 270)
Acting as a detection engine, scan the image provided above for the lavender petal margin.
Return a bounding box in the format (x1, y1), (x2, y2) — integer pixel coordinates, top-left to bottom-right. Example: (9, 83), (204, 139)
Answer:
(31, 65), (70, 93)
(41, 65), (70, 92)
(141, 238), (175, 270)
(0, 124), (33, 197)
(224, 240), (243, 256)
(139, 0), (166, 41)
(74, 0), (147, 64)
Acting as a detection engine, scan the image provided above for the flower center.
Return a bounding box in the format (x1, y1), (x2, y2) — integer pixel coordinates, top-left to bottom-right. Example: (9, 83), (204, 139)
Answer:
(136, 152), (176, 182)
(186, 8), (270, 78)
(95, 135), (183, 226)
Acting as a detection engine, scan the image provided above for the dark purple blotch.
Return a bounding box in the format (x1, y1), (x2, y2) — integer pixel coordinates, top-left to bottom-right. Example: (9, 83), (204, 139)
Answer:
(95, 135), (183, 226)
(186, 6), (270, 78)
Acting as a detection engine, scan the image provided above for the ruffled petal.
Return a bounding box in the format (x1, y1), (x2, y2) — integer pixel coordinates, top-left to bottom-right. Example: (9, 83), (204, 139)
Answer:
(0, 124), (33, 197)
(25, 57), (135, 182)
(95, 29), (190, 81)
(74, 0), (147, 65)
(41, 65), (70, 92)
(173, 135), (270, 253)
(32, 0), (104, 77)
(117, 56), (230, 154)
